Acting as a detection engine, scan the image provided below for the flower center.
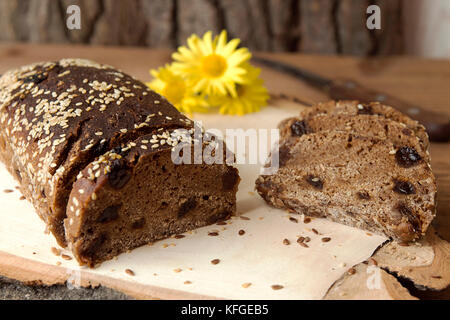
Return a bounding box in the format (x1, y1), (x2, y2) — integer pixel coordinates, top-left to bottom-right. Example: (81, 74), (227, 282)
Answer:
(163, 79), (186, 105)
(201, 54), (227, 78)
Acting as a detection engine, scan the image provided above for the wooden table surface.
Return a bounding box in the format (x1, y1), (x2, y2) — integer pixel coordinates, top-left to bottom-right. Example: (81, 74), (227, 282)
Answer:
(1, 42), (448, 240)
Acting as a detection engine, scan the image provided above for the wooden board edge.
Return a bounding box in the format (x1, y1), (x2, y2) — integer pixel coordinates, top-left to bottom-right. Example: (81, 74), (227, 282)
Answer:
(0, 250), (222, 300)
(323, 263), (417, 300)
(373, 227), (450, 291)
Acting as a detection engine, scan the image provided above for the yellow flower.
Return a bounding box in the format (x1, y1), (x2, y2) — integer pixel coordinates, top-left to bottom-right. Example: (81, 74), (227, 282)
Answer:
(172, 30), (251, 98)
(209, 64), (270, 115)
(146, 65), (209, 114)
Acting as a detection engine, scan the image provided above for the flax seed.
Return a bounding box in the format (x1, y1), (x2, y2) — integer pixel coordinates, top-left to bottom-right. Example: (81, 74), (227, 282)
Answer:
(51, 247), (61, 256)
(125, 269), (135, 276)
(271, 284), (284, 290)
(299, 242), (309, 248)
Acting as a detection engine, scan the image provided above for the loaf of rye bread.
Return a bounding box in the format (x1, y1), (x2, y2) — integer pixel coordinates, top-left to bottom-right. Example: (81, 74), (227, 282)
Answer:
(256, 101), (436, 242)
(0, 59), (239, 266)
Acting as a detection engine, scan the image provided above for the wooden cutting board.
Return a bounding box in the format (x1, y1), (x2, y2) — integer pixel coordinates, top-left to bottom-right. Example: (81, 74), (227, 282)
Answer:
(0, 44), (449, 299)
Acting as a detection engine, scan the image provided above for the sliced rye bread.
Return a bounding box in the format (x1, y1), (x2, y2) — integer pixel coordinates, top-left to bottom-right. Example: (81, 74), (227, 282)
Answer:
(279, 100), (429, 149)
(255, 130), (436, 242)
(278, 113), (430, 161)
(65, 129), (239, 267)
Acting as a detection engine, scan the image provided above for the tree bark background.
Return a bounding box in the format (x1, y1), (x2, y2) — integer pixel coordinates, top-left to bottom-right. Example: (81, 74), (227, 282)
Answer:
(0, 0), (403, 56)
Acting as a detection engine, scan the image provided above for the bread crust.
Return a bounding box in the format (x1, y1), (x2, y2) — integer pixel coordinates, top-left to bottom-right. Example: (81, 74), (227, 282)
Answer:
(0, 60), (239, 257)
(256, 101), (436, 242)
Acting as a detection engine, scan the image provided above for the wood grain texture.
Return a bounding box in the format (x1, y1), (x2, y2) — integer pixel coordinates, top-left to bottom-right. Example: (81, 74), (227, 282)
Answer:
(373, 227), (450, 291)
(324, 263), (417, 300)
(0, 0), (404, 55)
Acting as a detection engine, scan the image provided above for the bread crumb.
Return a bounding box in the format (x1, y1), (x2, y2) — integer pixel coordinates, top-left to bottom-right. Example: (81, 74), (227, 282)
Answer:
(184, 281), (192, 285)
(61, 254), (72, 260)
(173, 268), (182, 273)
(125, 269), (135, 276)
(241, 282), (252, 288)
(211, 259), (220, 265)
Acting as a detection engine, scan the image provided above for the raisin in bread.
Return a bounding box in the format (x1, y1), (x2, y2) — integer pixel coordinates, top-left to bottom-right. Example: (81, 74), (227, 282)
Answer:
(65, 130), (239, 267)
(279, 113), (430, 161)
(256, 105), (436, 242)
(279, 100), (429, 149)
(0, 59), (239, 266)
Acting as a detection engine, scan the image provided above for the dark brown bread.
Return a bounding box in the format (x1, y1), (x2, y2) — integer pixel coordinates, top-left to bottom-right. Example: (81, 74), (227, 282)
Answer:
(256, 130), (436, 242)
(65, 130), (239, 267)
(279, 113), (430, 161)
(280, 100), (429, 149)
(0, 59), (193, 246)
(0, 59), (240, 264)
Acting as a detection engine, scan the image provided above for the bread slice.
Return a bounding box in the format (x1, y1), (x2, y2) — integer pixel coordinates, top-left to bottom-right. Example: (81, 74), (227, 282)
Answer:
(278, 113), (430, 161)
(255, 130), (436, 242)
(279, 100), (429, 149)
(65, 129), (239, 267)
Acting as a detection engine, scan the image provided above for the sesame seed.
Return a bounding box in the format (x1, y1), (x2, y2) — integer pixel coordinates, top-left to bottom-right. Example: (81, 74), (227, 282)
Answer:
(141, 145), (148, 150)
(120, 129), (127, 133)
(95, 132), (103, 136)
